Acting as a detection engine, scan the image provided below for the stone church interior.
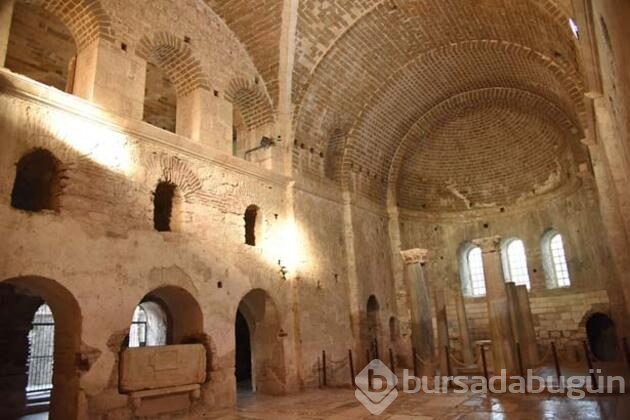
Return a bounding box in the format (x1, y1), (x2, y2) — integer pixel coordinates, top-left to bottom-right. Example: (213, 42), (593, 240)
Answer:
(0, 0), (629, 419)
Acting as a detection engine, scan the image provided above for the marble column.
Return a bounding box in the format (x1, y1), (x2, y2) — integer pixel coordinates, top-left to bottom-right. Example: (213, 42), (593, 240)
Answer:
(455, 287), (474, 364)
(506, 283), (538, 370)
(473, 236), (517, 374)
(506, 283), (520, 345)
(434, 288), (450, 375)
(0, 0), (15, 67)
(516, 285), (538, 368)
(400, 248), (434, 374)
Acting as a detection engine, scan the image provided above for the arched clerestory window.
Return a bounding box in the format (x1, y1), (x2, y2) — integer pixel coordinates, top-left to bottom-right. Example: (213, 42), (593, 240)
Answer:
(11, 148), (61, 212)
(460, 244), (486, 297)
(502, 239), (531, 289)
(542, 230), (571, 288)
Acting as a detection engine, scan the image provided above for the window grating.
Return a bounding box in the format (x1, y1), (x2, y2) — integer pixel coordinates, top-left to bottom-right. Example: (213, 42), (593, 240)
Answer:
(550, 234), (571, 287)
(27, 304), (54, 400)
(468, 247), (486, 297)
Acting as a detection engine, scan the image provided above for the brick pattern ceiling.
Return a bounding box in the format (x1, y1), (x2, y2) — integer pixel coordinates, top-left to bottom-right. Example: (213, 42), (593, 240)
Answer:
(205, 0), (284, 107)
(394, 89), (579, 211)
(292, 0), (586, 209)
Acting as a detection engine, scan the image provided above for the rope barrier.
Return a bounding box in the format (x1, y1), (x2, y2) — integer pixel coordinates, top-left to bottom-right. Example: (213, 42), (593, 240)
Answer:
(529, 344), (553, 368)
(448, 350), (483, 368)
(327, 358), (349, 366)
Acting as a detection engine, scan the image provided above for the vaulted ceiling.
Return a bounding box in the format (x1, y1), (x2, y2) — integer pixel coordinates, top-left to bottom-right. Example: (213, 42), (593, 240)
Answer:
(208, 0), (588, 211)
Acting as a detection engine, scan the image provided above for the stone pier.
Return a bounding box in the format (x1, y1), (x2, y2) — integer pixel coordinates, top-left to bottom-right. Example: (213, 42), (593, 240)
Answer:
(434, 288), (450, 375)
(473, 236), (517, 374)
(455, 287), (474, 364)
(0, 0), (15, 67)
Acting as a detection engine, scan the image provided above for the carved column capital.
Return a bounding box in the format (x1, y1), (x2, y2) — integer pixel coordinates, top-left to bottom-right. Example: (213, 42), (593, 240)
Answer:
(400, 248), (431, 265)
(473, 236), (502, 253)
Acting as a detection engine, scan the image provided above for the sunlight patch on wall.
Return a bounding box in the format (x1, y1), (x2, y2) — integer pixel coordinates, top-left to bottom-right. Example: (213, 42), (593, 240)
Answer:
(47, 108), (134, 175)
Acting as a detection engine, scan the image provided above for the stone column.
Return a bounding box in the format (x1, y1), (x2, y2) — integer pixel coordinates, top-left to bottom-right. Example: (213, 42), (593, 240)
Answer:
(506, 283), (520, 344)
(455, 287), (474, 364)
(516, 285), (538, 368)
(400, 248), (434, 374)
(0, 0), (15, 67)
(473, 236), (517, 374)
(506, 283), (538, 370)
(434, 288), (449, 375)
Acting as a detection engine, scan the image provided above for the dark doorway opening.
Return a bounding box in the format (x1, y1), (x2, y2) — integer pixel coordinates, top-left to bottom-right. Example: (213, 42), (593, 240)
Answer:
(586, 313), (618, 362)
(367, 295), (380, 361)
(235, 310), (252, 393)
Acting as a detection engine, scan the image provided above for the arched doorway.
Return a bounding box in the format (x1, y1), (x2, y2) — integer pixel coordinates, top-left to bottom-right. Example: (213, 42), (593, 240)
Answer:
(366, 295), (381, 361)
(586, 313), (618, 361)
(0, 277), (81, 420)
(234, 289), (286, 395)
(124, 285), (204, 348)
(235, 310), (252, 392)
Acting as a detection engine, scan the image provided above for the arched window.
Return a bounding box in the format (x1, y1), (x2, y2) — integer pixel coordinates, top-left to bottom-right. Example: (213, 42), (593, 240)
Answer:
(542, 230), (571, 288)
(153, 181), (177, 232)
(11, 149), (61, 212)
(244, 205), (261, 246)
(27, 304), (54, 400)
(128, 302), (168, 348)
(467, 247), (486, 297)
(6, 1), (77, 92)
(502, 239), (531, 289)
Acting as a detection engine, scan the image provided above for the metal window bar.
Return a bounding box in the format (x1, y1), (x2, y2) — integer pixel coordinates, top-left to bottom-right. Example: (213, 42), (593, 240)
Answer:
(130, 320), (148, 347)
(550, 234), (571, 287)
(27, 304), (54, 399)
(468, 247), (487, 297)
(129, 306), (148, 347)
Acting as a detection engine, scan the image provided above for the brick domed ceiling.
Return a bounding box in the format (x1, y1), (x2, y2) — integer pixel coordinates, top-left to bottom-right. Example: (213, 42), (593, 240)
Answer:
(394, 89), (580, 211)
(293, 0), (587, 210)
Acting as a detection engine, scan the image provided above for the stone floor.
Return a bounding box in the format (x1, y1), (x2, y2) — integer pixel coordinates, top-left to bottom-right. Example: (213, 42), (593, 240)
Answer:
(198, 389), (630, 419)
(16, 388), (630, 419)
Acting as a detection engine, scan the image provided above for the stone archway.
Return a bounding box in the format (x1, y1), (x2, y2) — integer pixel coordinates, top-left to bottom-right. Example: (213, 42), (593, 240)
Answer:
(586, 313), (618, 362)
(235, 289), (286, 395)
(365, 295), (381, 362)
(0, 276), (81, 420)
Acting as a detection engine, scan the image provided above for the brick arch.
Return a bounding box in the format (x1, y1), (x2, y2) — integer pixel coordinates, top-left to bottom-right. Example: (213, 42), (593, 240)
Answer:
(326, 40), (585, 198)
(25, 0), (114, 50)
(136, 32), (210, 97)
(225, 78), (275, 130)
(0, 276), (82, 419)
(296, 0), (579, 103)
(384, 88), (581, 209)
(578, 305), (614, 329)
(144, 153), (203, 204)
(294, 0), (586, 193)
